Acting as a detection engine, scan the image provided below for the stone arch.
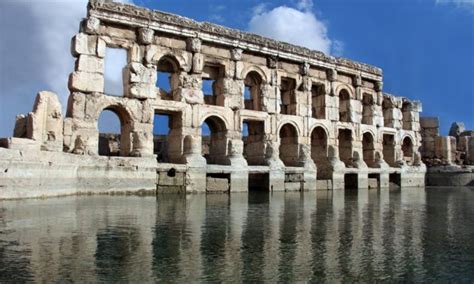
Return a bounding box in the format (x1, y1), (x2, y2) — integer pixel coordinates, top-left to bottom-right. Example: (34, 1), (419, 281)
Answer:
(362, 131), (376, 167)
(96, 104), (133, 156)
(200, 113), (232, 133)
(277, 120), (301, 141)
(309, 123), (330, 140)
(311, 126), (331, 178)
(334, 84), (355, 99)
(337, 86), (352, 123)
(156, 54), (182, 100)
(241, 65), (269, 84)
(402, 135), (414, 165)
(201, 115), (229, 165)
(362, 92), (375, 125)
(338, 128), (353, 166)
(279, 123), (299, 167)
(243, 71), (263, 111)
(151, 50), (189, 71)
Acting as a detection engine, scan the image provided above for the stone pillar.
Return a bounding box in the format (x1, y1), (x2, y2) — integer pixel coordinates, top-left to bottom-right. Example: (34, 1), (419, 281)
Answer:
(328, 145), (345, 189)
(228, 139), (249, 192)
(435, 136), (456, 164)
(299, 144), (317, 191)
(299, 75), (312, 118)
(182, 135), (207, 192)
(265, 140), (285, 191)
(467, 137), (474, 165)
(420, 117), (439, 159)
(173, 38), (204, 104)
(69, 33), (105, 93)
(326, 69), (339, 121)
(402, 100), (421, 131)
(350, 76), (363, 123)
(383, 95), (403, 129)
(123, 62), (157, 99)
(215, 77), (243, 109)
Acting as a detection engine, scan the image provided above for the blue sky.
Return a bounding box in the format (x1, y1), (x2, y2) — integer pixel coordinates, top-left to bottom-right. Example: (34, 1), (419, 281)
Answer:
(1, 0), (473, 137)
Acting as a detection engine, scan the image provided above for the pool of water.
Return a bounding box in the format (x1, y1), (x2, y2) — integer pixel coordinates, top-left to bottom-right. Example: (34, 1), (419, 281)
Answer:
(0, 187), (473, 282)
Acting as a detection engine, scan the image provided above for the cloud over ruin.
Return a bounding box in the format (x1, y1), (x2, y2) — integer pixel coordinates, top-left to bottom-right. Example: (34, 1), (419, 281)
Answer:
(247, 0), (340, 55)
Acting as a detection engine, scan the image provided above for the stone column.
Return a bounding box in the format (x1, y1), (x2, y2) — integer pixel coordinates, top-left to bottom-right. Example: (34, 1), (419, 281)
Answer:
(350, 75), (363, 123)
(228, 139), (249, 192)
(299, 144), (317, 191)
(435, 136), (456, 164)
(182, 135), (207, 192)
(173, 38), (204, 104)
(326, 69), (340, 121)
(328, 145), (345, 189)
(383, 95), (403, 129)
(265, 140), (285, 191)
(467, 137), (474, 164)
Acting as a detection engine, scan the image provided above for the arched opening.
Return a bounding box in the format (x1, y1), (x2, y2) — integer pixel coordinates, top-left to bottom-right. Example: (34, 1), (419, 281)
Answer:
(402, 137), (414, 165)
(242, 120), (265, 165)
(338, 129), (352, 166)
(362, 93), (375, 125)
(153, 111), (183, 163)
(280, 77), (297, 115)
(279, 124), (299, 166)
(311, 127), (330, 179)
(311, 83), (326, 119)
(156, 56), (180, 100)
(201, 116), (228, 165)
(383, 134), (396, 167)
(362, 132), (376, 167)
(244, 71), (263, 111)
(339, 89), (351, 122)
(97, 107), (131, 156)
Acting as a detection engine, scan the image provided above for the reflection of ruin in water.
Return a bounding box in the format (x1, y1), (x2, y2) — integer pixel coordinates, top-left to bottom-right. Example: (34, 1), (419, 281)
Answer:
(0, 187), (473, 282)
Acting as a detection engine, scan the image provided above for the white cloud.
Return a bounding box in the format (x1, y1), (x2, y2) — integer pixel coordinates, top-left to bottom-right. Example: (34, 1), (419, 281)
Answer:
(296, 0), (313, 11)
(209, 4), (226, 23)
(436, 0), (474, 9)
(0, 0), (131, 137)
(248, 1), (340, 55)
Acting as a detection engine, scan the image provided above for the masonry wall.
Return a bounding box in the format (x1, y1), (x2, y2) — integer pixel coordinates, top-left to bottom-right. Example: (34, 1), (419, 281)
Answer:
(0, 1), (426, 198)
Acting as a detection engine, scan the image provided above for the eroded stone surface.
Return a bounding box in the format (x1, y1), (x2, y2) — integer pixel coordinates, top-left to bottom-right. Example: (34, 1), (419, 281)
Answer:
(0, 0), (432, 199)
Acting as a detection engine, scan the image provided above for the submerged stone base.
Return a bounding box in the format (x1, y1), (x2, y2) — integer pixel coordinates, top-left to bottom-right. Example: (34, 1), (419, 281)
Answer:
(0, 148), (157, 199)
(426, 165), (474, 186)
(0, 147), (428, 200)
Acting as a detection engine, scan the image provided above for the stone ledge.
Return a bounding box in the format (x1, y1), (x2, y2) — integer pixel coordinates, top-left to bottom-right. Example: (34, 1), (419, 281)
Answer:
(88, 1), (382, 77)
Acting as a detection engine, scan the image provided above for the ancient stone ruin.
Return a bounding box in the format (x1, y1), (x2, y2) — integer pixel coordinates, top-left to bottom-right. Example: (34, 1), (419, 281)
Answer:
(420, 118), (474, 186)
(0, 0), (427, 199)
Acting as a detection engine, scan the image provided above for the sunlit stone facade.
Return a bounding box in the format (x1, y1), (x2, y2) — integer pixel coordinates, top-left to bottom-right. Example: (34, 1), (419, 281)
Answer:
(0, 0), (426, 199)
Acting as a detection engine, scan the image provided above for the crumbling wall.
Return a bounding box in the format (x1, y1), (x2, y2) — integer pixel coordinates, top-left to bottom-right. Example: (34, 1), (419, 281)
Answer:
(420, 118), (474, 166)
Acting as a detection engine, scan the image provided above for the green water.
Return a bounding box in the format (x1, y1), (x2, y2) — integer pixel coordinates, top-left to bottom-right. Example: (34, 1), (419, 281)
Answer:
(0, 187), (473, 282)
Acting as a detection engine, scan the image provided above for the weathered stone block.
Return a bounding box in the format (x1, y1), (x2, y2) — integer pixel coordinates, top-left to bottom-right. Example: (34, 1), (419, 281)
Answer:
(206, 177), (229, 192)
(76, 55), (104, 74)
(71, 33), (97, 57)
(435, 136), (456, 163)
(138, 27), (154, 45)
(192, 53), (204, 74)
(69, 71), (104, 93)
(128, 83), (157, 99)
(84, 17), (100, 34)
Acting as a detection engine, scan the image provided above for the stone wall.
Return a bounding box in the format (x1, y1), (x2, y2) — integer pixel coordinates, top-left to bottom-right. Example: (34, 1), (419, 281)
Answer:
(0, 0), (428, 198)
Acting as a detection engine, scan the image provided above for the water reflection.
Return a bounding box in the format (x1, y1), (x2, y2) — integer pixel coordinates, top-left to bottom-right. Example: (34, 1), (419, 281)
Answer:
(0, 187), (473, 282)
